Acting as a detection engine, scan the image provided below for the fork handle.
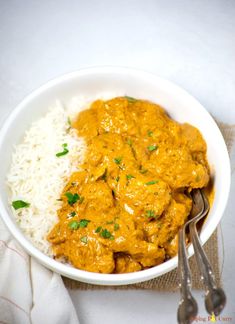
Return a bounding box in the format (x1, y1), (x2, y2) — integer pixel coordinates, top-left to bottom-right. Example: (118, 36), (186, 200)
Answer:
(177, 228), (198, 323)
(189, 222), (226, 315)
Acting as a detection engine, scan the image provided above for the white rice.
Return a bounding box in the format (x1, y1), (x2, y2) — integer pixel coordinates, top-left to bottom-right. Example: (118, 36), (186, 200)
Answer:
(7, 100), (86, 255)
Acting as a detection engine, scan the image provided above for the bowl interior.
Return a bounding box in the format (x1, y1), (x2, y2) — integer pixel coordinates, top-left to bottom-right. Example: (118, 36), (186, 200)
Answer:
(0, 67), (230, 285)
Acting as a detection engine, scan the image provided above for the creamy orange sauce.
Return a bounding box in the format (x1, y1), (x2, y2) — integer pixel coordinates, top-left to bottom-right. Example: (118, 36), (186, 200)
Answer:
(47, 97), (210, 273)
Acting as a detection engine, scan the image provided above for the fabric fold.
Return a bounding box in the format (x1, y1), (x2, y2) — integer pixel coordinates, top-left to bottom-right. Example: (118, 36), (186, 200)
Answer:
(0, 220), (79, 324)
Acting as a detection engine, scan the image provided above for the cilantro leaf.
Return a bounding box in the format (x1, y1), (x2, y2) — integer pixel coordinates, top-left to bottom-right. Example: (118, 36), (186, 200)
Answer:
(147, 145), (158, 152)
(95, 226), (102, 233)
(68, 220), (80, 230)
(145, 180), (159, 185)
(100, 228), (114, 240)
(80, 236), (88, 244)
(126, 174), (135, 181)
(12, 200), (30, 210)
(114, 157), (122, 165)
(114, 223), (119, 231)
(56, 143), (69, 157)
(69, 211), (76, 217)
(65, 192), (80, 205)
(79, 219), (90, 228)
(124, 96), (138, 103)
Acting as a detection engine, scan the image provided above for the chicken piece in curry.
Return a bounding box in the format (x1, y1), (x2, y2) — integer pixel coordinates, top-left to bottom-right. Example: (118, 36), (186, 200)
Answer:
(47, 96), (210, 273)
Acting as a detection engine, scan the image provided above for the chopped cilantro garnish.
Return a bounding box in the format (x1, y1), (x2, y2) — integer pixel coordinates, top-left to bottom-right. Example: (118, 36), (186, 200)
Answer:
(147, 130), (153, 137)
(79, 219), (90, 228)
(115, 176), (120, 182)
(68, 220), (80, 230)
(65, 192), (80, 205)
(68, 219), (90, 229)
(124, 96), (138, 103)
(95, 226), (102, 233)
(126, 138), (133, 146)
(114, 223), (119, 231)
(80, 236), (88, 244)
(147, 145), (158, 152)
(95, 226), (113, 237)
(100, 228), (114, 239)
(114, 157), (122, 165)
(145, 180), (159, 185)
(56, 143), (69, 157)
(146, 210), (156, 218)
(106, 220), (114, 225)
(69, 211), (76, 217)
(12, 200), (30, 210)
(126, 174), (135, 180)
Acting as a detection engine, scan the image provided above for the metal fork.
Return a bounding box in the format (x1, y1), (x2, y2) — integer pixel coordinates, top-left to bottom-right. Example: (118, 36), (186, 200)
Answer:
(177, 189), (226, 324)
(177, 189), (205, 324)
(189, 190), (226, 316)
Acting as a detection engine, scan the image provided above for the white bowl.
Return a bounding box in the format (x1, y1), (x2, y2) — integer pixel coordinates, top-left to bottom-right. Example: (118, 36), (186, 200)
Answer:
(0, 67), (231, 285)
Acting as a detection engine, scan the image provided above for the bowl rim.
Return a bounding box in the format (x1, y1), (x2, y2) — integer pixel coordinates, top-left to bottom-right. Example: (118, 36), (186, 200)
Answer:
(0, 66), (231, 285)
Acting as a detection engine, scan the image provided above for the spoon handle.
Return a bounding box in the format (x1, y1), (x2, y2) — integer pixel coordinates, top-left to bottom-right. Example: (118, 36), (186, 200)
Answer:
(189, 222), (226, 315)
(177, 228), (198, 324)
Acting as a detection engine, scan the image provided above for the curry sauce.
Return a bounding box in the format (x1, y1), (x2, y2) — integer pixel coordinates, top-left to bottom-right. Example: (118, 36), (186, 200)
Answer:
(47, 97), (210, 273)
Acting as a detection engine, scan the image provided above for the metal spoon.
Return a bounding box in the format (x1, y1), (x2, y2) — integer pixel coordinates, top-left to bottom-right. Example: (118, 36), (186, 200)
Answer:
(189, 189), (226, 316)
(177, 190), (205, 324)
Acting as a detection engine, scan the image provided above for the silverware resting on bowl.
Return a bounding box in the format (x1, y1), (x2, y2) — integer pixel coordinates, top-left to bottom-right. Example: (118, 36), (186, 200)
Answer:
(177, 189), (226, 324)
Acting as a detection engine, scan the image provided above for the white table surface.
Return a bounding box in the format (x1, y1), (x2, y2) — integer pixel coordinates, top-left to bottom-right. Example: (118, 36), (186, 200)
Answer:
(0, 1), (234, 323)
